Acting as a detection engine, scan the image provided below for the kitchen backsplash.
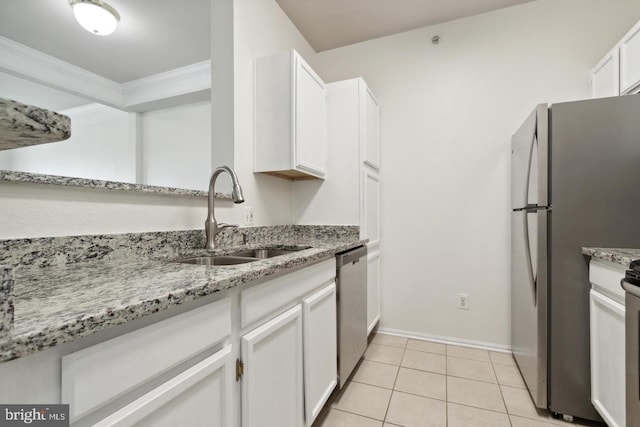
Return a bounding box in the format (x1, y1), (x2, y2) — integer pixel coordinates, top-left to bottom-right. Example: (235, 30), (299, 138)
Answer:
(0, 225), (360, 272)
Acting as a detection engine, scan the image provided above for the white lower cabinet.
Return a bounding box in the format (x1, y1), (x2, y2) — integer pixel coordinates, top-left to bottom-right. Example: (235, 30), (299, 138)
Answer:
(241, 305), (304, 427)
(589, 259), (627, 427)
(367, 245), (381, 334)
(239, 259), (338, 427)
(95, 345), (234, 427)
(302, 283), (337, 426)
(3, 260), (341, 427)
(62, 298), (232, 425)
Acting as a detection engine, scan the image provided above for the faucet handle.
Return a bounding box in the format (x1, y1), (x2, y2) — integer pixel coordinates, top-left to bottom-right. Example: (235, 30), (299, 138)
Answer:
(217, 223), (239, 229)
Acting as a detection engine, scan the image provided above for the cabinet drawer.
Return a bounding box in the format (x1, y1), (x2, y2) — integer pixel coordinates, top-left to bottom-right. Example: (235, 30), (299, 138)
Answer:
(94, 345), (233, 427)
(589, 259), (626, 305)
(241, 259), (335, 329)
(62, 298), (231, 422)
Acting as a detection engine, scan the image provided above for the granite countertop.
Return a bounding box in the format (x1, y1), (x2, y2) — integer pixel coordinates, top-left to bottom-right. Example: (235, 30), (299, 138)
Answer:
(0, 170), (222, 199)
(0, 226), (365, 363)
(0, 98), (71, 151)
(582, 247), (640, 267)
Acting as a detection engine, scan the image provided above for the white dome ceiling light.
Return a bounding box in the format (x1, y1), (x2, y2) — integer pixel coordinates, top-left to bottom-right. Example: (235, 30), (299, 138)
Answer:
(69, 0), (120, 36)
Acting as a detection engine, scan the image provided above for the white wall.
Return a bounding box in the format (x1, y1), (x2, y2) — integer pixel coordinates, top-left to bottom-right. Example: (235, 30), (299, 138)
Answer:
(142, 101), (211, 191)
(313, 0), (640, 348)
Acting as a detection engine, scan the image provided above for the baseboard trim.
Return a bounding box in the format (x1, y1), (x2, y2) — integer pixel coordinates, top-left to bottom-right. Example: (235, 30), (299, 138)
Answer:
(376, 327), (512, 353)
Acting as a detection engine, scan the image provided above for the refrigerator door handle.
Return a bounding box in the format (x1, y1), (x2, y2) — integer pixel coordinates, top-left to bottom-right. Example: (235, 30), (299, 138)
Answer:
(523, 210), (537, 306)
(522, 130), (537, 207)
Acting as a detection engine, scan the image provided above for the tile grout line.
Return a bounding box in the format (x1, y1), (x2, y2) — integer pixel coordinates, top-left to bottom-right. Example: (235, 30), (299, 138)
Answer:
(445, 353), (449, 426)
(490, 358), (513, 427)
(383, 338), (407, 424)
(329, 407), (389, 424)
(369, 337), (529, 426)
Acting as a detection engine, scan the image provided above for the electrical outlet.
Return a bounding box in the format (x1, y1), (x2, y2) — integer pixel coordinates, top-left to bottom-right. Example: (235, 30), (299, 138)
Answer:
(457, 293), (470, 310)
(243, 207), (255, 225)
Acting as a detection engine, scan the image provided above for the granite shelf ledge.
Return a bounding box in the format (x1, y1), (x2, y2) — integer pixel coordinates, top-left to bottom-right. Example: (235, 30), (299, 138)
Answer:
(0, 170), (234, 199)
(0, 98), (71, 151)
(582, 247), (640, 267)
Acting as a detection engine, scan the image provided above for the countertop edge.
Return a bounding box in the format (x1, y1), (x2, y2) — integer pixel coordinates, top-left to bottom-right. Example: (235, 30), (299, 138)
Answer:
(581, 247), (640, 267)
(0, 170), (234, 199)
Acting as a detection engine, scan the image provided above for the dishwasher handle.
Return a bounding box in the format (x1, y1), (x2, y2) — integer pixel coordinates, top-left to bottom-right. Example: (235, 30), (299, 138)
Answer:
(336, 245), (368, 267)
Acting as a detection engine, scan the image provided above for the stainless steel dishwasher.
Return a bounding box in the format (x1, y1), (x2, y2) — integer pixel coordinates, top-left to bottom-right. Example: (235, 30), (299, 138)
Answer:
(336, 245), (368, 388)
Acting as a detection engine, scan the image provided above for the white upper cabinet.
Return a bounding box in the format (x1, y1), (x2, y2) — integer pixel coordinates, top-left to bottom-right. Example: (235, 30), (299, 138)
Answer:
(620, 21), (640, 94)
(254, 50), (327, 180)
(293, 77), (380, 232)
(591, 47), (619, 98)
(592, 19), (640, 97)
(362, 84), (380, 170)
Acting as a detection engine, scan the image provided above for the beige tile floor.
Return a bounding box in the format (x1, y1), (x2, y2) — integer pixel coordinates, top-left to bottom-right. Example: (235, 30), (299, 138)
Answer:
(313, 333), (605, 427)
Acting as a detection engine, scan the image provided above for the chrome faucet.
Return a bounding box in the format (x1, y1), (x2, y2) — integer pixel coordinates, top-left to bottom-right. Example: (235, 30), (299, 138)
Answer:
(205, 166), (245, 250)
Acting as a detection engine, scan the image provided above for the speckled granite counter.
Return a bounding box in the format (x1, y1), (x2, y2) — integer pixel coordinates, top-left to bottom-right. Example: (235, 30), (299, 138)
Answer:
(0, 98), (71, 151)
(0, 226), (365, 363)
(582, 247), (640, 267)
(0, 267), (14, 342)
(0, 170), (232, 198)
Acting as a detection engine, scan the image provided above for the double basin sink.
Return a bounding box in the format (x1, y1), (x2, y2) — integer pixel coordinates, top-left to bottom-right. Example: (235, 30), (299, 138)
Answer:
(175, 247), (309, 266)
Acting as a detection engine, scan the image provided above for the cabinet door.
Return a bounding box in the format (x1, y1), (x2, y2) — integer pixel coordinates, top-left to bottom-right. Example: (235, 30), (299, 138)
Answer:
(361, 82), (380, 170)
(94, 345), (234, 427)
(590, 290), (625, 427)
(295, 56), (327, 177)
(620, 21), (640, 94)
(302, 283), (337, 426)
(592, 48), (620, 98)
(241, 305), (304, 427)
(62, 299), (231, 422)
(362, 168), (380, 245)
(367, 245), (381, 335)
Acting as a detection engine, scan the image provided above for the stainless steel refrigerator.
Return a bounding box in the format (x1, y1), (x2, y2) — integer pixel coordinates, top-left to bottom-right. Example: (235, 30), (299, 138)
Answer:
(511, 94), (640, 422)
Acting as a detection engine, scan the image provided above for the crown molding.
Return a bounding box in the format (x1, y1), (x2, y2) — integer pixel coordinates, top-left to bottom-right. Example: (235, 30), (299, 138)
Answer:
(0, 36), (211, 111)
(122, 61), (211, 109)
(0, 36), (123, 107)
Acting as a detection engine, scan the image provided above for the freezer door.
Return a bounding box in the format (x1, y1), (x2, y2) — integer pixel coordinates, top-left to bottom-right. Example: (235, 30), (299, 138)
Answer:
(511, 208), (548, 409)
(511, 105), (548, 210)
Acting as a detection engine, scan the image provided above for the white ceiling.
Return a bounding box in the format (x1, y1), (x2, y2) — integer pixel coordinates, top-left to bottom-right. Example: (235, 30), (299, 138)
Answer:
(276, 0), (538, 51)
(0, 0), (210, 83)
(0, 0), (537, 84)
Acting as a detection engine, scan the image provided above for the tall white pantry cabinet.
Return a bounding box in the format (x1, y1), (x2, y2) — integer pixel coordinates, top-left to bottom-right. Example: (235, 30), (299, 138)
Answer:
(294, 77), (382, 334)
(591, 18), (640, 98)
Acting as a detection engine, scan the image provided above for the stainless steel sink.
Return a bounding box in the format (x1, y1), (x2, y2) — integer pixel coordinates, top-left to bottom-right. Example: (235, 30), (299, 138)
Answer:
(175, 255), (257, 266)
(228, 248), (305, 259)
(173, 246), (310, 266)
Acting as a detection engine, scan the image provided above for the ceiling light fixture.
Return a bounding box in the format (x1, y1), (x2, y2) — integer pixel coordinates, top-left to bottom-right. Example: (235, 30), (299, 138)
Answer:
(69, 0), (120, 36)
